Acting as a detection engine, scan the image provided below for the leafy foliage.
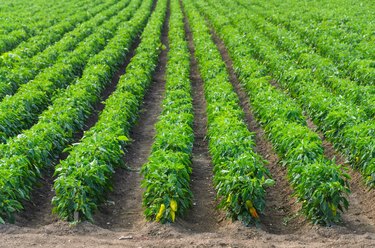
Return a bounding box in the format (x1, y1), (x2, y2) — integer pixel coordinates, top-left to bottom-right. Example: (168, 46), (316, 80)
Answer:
(142, 0), (193, 223)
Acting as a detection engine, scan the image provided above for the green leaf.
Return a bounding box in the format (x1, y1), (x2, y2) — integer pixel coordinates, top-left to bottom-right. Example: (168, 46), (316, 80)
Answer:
(117, 136), (129, 142)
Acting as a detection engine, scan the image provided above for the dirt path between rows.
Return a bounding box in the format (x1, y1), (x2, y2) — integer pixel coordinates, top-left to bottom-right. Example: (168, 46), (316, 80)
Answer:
(170, 2), (224, 234)
(94, 1), (170, 231)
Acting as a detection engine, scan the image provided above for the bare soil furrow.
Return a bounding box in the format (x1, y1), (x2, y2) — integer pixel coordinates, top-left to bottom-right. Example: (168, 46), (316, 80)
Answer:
(177, 2), (223, 233)
(209, 28), (306, 234)
(94, 1), (170, 231)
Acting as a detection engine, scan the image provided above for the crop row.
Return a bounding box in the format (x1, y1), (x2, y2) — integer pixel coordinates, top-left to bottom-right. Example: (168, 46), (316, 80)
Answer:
(0, 0), (141, 143)
(0, 0), (126, 100)
(52, 0), (167, 222)
(204, 0), (375, 187)
(0, 0), (96, 54)
(141, 0), (193, 223)
(193, 0), (350, 224)
(183, 0), (274, 225)
(0, 0), (153, 224)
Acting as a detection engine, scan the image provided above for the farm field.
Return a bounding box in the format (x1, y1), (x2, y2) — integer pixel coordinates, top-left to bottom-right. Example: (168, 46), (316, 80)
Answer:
(0, 0), (374, 247)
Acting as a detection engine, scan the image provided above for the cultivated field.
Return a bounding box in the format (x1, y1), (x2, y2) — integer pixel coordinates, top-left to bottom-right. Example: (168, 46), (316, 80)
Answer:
(0, 0), (374, 247)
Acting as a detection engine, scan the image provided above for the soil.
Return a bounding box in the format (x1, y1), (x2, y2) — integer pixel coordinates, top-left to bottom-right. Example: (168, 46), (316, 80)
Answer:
(1, 220), (375, 248)
(180, 3), (224, 233)
(14, 166), (57, 228)
(1, 1), (375, 247)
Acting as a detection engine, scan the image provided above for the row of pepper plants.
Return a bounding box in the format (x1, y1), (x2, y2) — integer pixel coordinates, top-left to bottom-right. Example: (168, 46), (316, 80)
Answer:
(52, 0), (167, 222)
(0, 0), (124, 100)
(141, 0), (193, 223)
(192, 0), (350, 225)
(182, 0), (275, 226)
(205, 0), (375, 188)
(0, 0), (142, 143)
(0, 0), (96, 54)
(0, 0), (154, 224)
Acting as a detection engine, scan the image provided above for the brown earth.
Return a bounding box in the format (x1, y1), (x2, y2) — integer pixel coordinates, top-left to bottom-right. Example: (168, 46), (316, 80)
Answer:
(180, 2), (225, 233)
(1, 219), (375, 248)
(94, 0), (170, 231)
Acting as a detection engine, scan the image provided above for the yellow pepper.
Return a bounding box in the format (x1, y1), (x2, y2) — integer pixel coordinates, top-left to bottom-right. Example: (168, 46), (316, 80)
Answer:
(170, 210), (176, 222)
(246, 200), (253, 209)
(170, 199), (178, 212)
(155, 204), (166, 222)
(227, 193), (232, 203)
